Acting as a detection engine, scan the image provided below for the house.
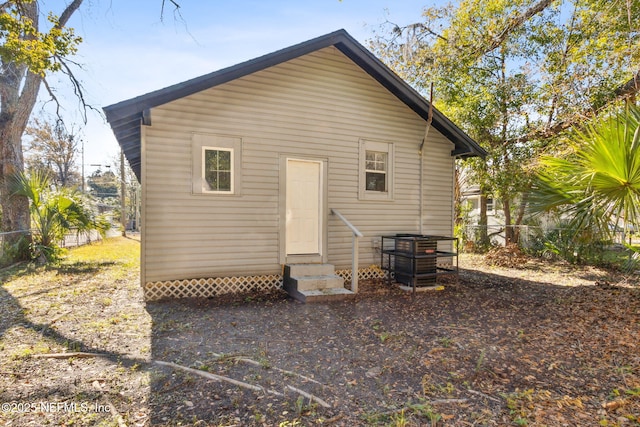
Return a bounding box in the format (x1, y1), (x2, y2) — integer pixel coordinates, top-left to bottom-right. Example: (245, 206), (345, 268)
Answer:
(459, 179), (505, 245)
(104, 29), (486, 301)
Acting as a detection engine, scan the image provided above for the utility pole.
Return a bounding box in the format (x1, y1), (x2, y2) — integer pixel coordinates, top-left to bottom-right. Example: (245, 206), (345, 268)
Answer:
(120, 150), (126, 237)
(81, 140), (85, 192)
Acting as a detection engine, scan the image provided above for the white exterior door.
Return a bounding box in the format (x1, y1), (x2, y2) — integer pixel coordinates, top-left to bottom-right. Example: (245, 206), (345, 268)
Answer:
(286, 159), (322, 255)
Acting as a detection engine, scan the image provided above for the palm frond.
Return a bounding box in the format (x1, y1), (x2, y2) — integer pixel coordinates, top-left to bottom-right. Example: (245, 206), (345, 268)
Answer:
(530, 106), (640, 242)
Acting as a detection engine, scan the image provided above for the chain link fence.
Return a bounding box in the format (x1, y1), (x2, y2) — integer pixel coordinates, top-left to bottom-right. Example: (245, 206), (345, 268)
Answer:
(0, 230), (30, 259)
(461, 224), (639, 251)
(1, 228), (106, 264)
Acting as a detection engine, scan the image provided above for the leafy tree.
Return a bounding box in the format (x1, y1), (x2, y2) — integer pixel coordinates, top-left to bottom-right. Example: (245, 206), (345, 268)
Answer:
(9, 170), (109, 262)
(86, 157), (139, 232)
(371, 0), (640, 245)
(25, 118), (80, 188)
(530, 107), (640, 252)
(87, 169), (118, 199)
(123, 163), (140, 230)
(0, 0), (83, 250)
(0, 0), (181, 260)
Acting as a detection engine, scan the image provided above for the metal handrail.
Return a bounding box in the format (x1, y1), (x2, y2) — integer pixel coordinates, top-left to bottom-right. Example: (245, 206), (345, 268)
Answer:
(330, 208), (362, 293)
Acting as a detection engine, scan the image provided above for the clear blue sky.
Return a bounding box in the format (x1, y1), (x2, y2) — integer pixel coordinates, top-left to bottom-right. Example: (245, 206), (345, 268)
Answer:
(37, 0), (432, 175)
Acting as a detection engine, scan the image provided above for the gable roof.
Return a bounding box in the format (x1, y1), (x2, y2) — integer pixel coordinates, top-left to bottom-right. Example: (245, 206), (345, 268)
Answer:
(104, 29), (486, 180)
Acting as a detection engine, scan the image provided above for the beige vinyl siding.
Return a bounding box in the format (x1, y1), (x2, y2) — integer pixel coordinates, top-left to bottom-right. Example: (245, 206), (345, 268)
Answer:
(142, 46), (455, 282)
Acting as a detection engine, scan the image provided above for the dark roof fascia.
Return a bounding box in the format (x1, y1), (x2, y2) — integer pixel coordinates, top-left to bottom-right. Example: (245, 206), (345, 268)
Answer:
(104, 29), (486, 181)
(103, 31), (349, 123)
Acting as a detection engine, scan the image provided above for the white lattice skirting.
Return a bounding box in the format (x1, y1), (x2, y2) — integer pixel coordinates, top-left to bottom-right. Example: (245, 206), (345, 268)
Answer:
(336, 265), (387, 284)
(143, 266), (388, 300)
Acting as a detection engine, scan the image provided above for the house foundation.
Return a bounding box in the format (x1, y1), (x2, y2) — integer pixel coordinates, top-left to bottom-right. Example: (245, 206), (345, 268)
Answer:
(142, 266), (386, 301)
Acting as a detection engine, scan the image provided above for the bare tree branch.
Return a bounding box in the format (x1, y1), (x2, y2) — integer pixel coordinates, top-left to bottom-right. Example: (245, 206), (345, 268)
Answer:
(41, 77), (62, 119)
(54, 55), (101, 123)
(12, 2), (41, 139)
(387, 0), (554, 63)
(510, 68), (640, 145)
(486, 0), (554, 54)
(406, 22), (448, 43)
(615, 69), (640, 100)
(160, 0), (181, 22)
(57, 0), (83, 28)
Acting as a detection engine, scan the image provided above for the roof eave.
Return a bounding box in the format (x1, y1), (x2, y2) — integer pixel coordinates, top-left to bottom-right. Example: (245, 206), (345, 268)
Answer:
(104, 29), (486, 181)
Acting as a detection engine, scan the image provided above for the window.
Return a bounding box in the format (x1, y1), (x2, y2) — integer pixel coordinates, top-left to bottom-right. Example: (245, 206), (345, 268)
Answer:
(486, 197), (494, 213)
(192, 133), (242, 195)
(203, 147), (233, 193)
(365, 151), (388, 192)
(359, 139), (394, 200)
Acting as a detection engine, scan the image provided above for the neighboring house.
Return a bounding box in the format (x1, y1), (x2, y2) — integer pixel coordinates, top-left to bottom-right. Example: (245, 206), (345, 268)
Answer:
(104, 29), (485, 301)
(459, 181), (502, 226)
(459, 184), (507, 246)
(460, 185), (499, 221)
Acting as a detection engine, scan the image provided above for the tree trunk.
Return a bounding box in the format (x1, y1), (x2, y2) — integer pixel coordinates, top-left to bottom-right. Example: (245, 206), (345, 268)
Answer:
(503, 197), (512, 245)
(512, 190), (529, 245)
(0, 71), (37, 217)
(0, 0), (82, 256)
(479, 191), (489, 248)
(0, 2), (42, 257)
(0, 116), (30, 232)
(0, 68), (41, 250)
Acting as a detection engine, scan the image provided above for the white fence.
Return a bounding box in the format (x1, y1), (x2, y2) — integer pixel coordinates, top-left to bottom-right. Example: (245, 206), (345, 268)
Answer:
(59, 229), (104, 248)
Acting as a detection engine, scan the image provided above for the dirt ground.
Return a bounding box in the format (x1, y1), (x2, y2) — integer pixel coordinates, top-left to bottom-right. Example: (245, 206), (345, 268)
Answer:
(1, 245), (639, 426)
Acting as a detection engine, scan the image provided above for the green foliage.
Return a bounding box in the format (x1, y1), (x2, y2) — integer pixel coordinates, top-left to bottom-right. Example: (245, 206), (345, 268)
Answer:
(9, 171), (110, 262)
(0, 233), (31, 265)
(0, 0), (84, 248)
(0, 1), (82, 76)
(87, 169), (118, 199)
(525, 221), (611, 265)
(454, 199), (473, 248)
(25, 118), (80, 188)
(372, 0), (640, 244)
(622, 243), (640, 273)
(531, 107), (640, 247)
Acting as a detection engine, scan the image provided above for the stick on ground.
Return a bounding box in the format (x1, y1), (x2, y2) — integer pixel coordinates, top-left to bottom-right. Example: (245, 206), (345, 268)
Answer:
(286, 385), (331, 408)
(33, 352), (103, 359)
(206, 352), (323, 386)
(153, 360), (284, 397)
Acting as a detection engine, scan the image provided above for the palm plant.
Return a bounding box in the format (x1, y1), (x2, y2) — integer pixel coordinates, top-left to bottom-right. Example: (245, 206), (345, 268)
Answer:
(9, 171), (110, 262)
(530, 106), (640, 261)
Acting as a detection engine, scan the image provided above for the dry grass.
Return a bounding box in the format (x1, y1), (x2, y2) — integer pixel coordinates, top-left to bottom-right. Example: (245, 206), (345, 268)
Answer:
(1, 238), (638, 426)
(0, 237), (149, 427)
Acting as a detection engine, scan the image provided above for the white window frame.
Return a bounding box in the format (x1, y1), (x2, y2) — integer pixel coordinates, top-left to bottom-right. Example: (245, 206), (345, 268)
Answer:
(364, 150), (388, 192)
(192, 133), (242, 196)
(486, 196), (494, 213)
(359, 139), (394, 200)
(201, 146), (234, 194)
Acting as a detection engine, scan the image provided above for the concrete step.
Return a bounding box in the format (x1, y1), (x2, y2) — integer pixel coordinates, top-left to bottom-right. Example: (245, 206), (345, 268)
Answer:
(283, 263), (352, 303)
(285, 263), (336, 277)
(288, 287), (355, 303)
(290, 274), (345, 291)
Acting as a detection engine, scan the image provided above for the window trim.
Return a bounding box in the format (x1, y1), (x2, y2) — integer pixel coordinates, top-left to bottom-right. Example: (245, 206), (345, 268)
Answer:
(486, 196), (495, 214)
(359, 139), (394, 200)
(191, 133), (242, 197)
(201, 146), (234, 194)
